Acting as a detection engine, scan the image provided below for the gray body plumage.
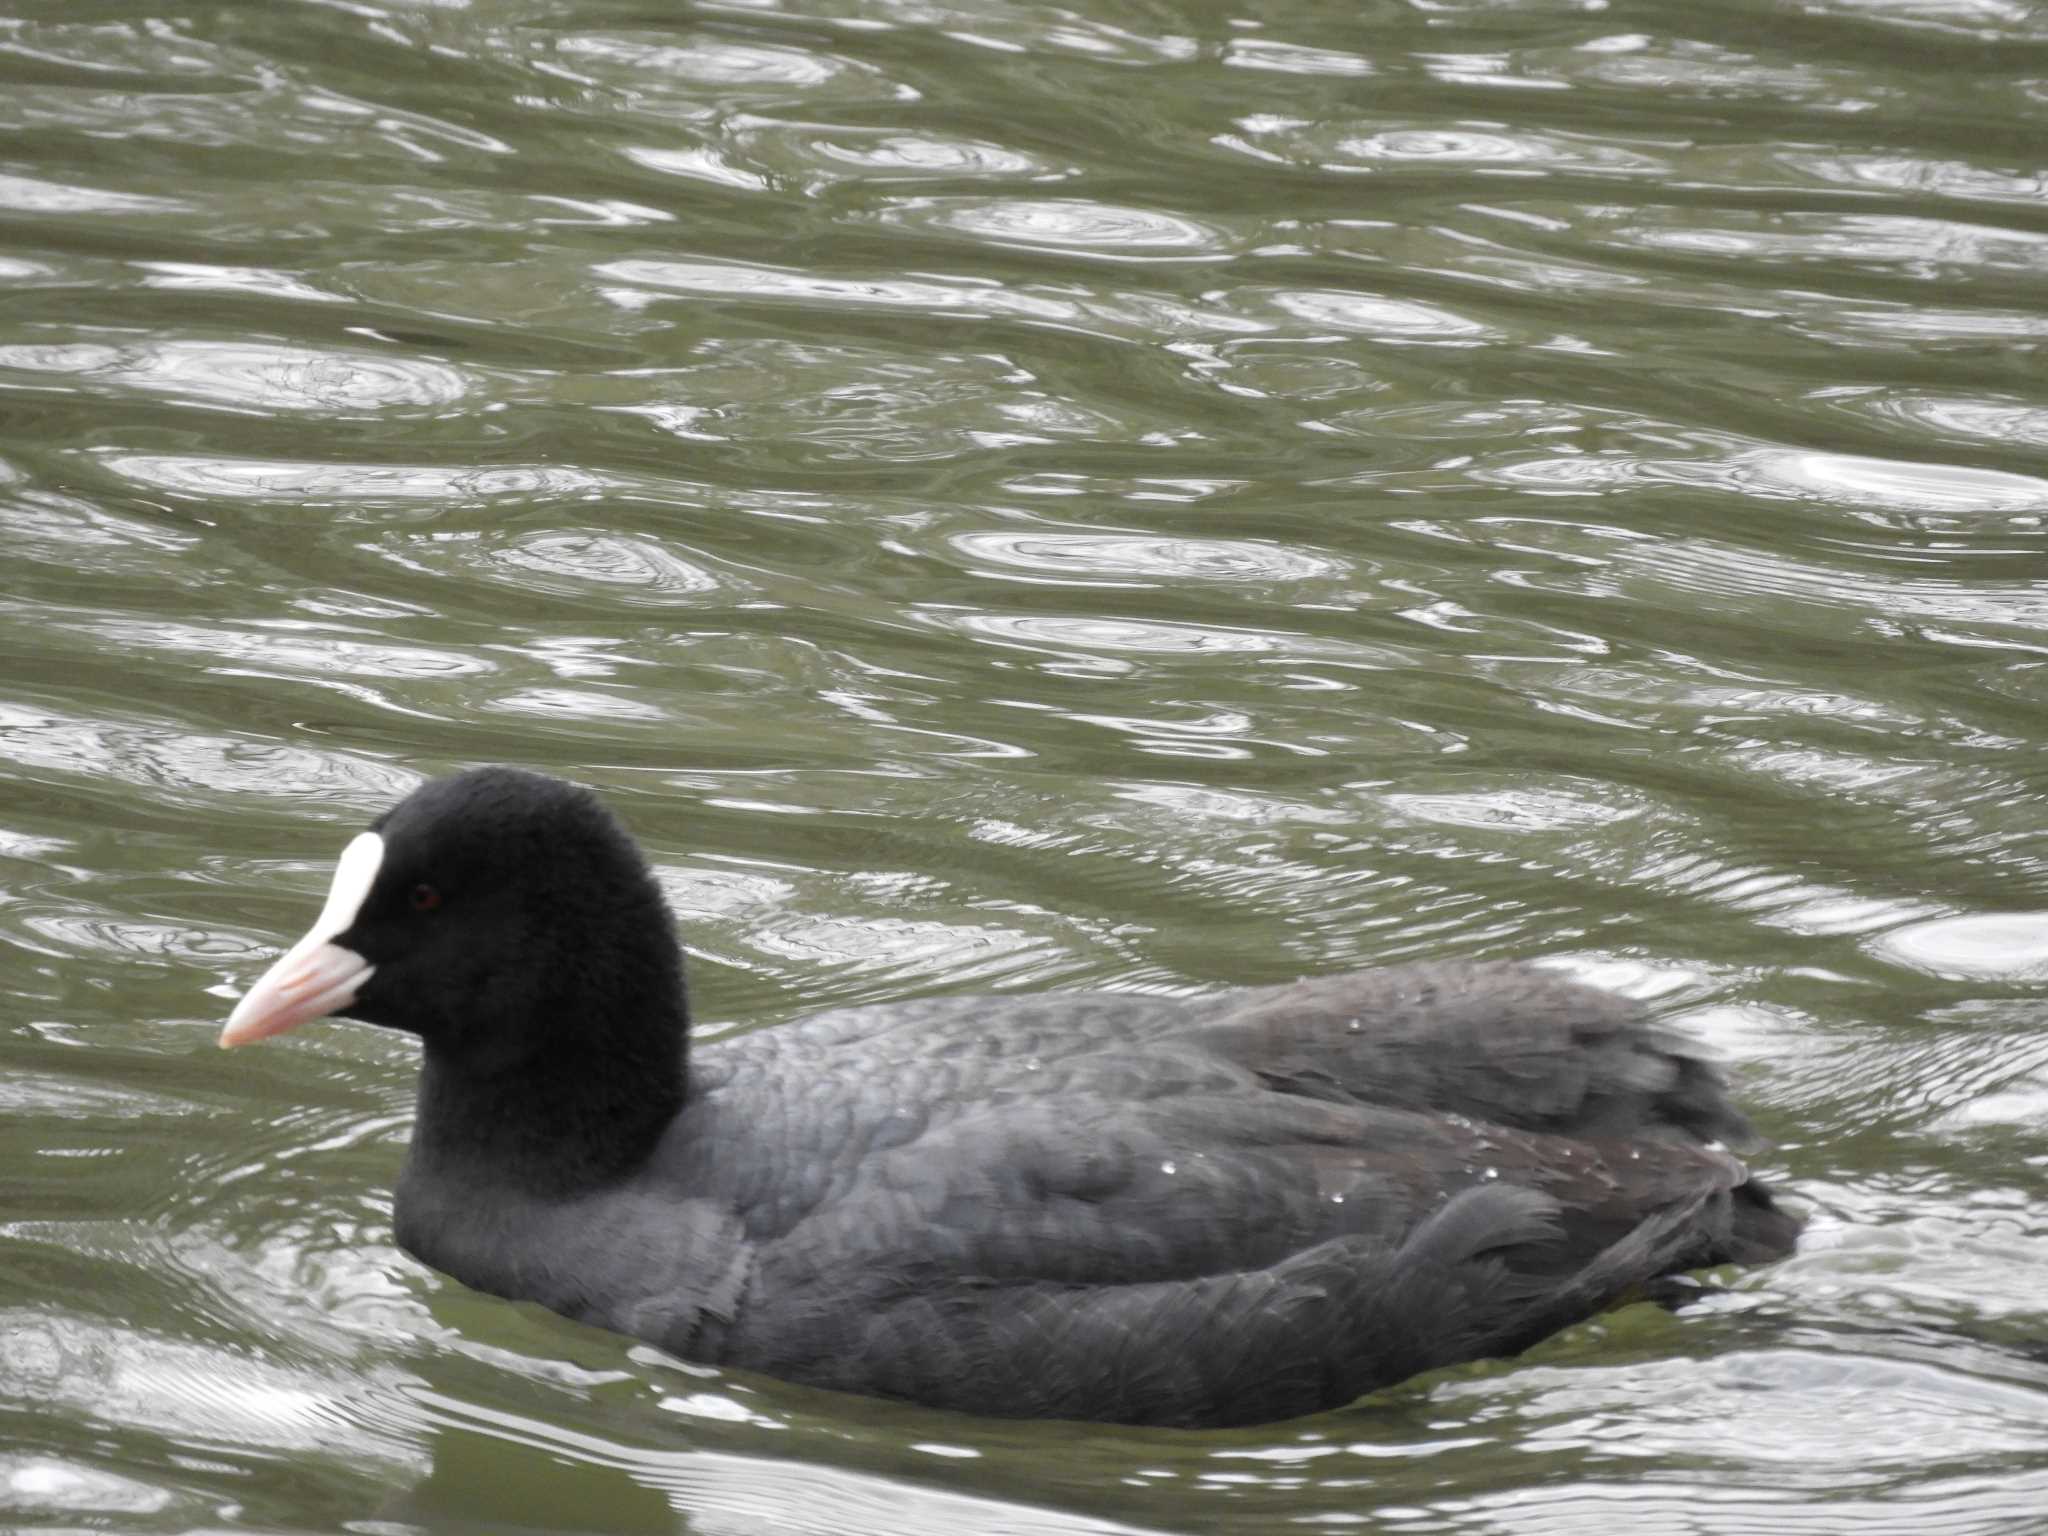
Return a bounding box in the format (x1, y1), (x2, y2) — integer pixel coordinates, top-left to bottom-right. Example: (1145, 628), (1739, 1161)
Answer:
(394, 959), (1795, 1427)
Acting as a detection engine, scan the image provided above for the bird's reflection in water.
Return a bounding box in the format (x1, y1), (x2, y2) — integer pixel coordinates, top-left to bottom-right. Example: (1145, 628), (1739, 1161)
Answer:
(384, 1417), (679, 1536)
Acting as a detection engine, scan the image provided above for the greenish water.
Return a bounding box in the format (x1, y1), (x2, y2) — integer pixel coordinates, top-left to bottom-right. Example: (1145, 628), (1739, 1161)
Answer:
(5, 0), (2048, 1530)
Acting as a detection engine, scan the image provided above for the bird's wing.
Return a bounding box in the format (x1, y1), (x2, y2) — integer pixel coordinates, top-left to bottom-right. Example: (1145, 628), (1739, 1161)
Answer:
(720, 1085), (1753, 1422)
(1185, 960), (1759, 1148)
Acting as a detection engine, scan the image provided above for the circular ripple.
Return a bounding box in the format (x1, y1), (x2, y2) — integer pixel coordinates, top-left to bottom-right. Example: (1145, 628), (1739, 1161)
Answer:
(558, 35), (850, 90)
(1332, 129), (1663, 174)
(810, 135), (1043, 177)
(483, 532), (719, 600)
(899, 198), (1227, 259)
(1871, 912), (2048, 981)
(1816, 388), (2048, 451)
(949, 532), (1341, 585)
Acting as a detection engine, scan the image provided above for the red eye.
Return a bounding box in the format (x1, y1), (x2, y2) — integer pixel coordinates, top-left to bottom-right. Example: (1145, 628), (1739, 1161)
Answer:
(410, 884), (441, 912)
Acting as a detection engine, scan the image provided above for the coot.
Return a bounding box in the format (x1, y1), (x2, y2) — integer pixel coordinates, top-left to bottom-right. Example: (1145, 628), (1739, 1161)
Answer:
(222, 768), (1799, 1427)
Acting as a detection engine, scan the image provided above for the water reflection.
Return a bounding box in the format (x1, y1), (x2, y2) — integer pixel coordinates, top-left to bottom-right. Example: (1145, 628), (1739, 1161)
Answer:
(1811, 388), (2048, 450)
(555, 31), (911, 106)
(473, 532), (724, 602)
(950, 530), (1341, 586)
(1873, 914), (2048, 983)
(0, 340), (470, 415)
(886, 198), (1231, 261)
(0, 172), (185, 214)
(102, 455), (610, 504)
(1268, 290), (1493, 341)
(382, 1395), (1174, 1536)
(5, 0), (2048, 1528)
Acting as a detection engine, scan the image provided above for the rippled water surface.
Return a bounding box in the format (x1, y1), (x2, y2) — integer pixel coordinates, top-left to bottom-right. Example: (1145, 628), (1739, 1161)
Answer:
(5, 0), (2048, 1530)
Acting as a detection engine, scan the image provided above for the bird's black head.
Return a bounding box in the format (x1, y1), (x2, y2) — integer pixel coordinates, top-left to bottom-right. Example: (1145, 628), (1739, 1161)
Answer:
(224, 768), (689, 1086)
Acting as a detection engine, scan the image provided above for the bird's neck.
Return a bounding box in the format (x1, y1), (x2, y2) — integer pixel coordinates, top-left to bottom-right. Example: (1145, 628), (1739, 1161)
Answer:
(406, 1002), (690, 1197)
